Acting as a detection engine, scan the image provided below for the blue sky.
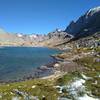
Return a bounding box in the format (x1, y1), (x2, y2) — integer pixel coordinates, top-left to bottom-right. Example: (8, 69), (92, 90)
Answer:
(0, 0), (100, 34)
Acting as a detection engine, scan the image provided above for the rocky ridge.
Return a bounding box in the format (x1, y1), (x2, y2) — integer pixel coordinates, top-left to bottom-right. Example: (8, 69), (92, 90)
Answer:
(65, 6), (100, 38)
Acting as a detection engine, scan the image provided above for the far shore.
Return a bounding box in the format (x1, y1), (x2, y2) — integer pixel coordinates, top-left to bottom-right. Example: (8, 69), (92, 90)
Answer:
(0, 45), (61, 50)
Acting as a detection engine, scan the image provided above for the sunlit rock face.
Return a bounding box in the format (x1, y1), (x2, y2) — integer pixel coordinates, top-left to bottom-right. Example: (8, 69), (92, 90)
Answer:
(65, 6), (100, 37)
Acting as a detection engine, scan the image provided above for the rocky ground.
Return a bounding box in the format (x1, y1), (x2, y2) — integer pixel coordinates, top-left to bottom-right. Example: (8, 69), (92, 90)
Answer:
(0, 43), (99, 100)
(0, 32), (99, 100)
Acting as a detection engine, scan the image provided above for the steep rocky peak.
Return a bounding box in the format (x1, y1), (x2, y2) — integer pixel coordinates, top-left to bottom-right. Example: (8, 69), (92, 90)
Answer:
(65, 6), (100, 38)
(86, 6), (100, 16)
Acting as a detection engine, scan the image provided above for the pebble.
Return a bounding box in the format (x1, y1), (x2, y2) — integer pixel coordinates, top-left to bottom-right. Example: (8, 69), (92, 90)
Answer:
(54, 63), (60, 67)
(32, 85), (36, 88)
(0, 95), (2, 99)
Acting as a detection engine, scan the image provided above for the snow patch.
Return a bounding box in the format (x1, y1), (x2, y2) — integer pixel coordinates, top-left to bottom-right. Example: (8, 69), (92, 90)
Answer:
(29, 34), (37, 39)
(67, 79), (85, 97)
(86, 6), (100, 16)
(17, 33), (23, 38)
(78, 94), (99, 100)
(12, 97), (20, 100)
(56, 78), (99, 100)
(81, 74), (92, 80)
(68, 79), (85, 90)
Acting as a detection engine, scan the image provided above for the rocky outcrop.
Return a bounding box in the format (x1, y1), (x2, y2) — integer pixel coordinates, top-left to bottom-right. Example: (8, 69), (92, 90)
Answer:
(72, 32), (100, 49)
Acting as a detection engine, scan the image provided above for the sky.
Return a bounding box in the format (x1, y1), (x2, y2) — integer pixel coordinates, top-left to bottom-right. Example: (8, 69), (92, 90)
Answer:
(0, 0), (100, 34)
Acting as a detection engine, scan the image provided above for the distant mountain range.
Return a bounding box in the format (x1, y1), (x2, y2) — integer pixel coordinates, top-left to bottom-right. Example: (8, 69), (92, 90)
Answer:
(0, 28), (47, 46)
(0, 6), (100, 46)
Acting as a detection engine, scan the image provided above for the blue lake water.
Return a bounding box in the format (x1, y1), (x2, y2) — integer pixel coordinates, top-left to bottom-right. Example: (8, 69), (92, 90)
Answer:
(0, 47), (61, 82)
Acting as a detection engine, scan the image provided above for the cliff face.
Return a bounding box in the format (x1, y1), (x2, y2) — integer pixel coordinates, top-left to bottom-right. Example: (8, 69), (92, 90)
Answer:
(65, 6), (100, 37)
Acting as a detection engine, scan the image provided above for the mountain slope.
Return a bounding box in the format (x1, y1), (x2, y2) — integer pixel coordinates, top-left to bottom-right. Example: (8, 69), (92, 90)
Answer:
(65, 6), (100, 38)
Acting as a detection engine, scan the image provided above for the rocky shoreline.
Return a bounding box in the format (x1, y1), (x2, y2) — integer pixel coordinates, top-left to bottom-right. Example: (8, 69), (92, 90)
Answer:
(0, 49), (83, 84)
(0, 54), (61, 83)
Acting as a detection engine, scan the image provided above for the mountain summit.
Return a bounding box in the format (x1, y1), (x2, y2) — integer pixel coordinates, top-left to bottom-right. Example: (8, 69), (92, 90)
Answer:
(65, 6), (100, 38)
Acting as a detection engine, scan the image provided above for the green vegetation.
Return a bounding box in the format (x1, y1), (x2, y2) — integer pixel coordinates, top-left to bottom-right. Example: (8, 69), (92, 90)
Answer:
(0, 79), (58, 100)
(56, 71), (82, 86)
(0, 46), (99, 99)
(0, 71), (82, 100)
(85, 77), (100, 97)
(75, 56), (100, 98)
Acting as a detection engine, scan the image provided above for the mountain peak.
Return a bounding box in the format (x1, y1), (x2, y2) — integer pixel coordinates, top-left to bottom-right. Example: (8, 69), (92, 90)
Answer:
(65, 6), (100, 38)
(86, 6), (100, 16)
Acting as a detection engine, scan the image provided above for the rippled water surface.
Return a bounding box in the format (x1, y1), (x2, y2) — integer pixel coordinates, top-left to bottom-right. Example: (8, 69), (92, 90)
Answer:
(0, 47), (61, 82)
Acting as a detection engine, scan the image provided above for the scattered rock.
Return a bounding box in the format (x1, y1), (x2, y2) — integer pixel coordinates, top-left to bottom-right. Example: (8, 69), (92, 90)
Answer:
(32, 85), (36, 89)
(54, 63), (60, 67)
(12, 97), (20, 100)
(39, 66), (48, 70)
